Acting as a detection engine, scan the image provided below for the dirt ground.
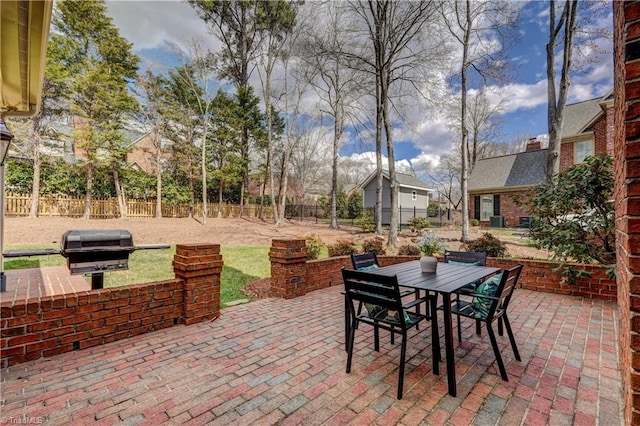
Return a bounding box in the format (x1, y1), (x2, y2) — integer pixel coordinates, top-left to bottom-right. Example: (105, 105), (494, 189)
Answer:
(3, 216), (550, 259)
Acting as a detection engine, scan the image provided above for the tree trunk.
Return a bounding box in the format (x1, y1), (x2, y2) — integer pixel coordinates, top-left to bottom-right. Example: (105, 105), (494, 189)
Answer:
(155, 129), (162, 219)
(259, 177), (265, 220)
(278, 154), (290, 224)
(375, 72), (384, 235)
(460, 0), (472, 241)
(83, 163), (93, 219)
(201, 131), (208, 225)
(329, 94), (342, 230)
(217, 181), (223, 218)
(381, 77), (398, 248)
(546, 0), (578, 181)
(113, 166), (127, 219)
(29, 131), (42, 218)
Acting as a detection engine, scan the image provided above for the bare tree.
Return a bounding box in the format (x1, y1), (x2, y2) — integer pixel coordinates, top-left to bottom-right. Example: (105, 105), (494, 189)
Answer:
(169, 40), (218, 224)
(345, 0), (440, 248)
(546, 0), (578, 180)
(298, 2), (361, 229)
(256, 1), (298, 224)
(136, 70), (170, 219)
(439, 0), (521, 240)
(288, 125), (332, 204)
(424, 154), (462, 212)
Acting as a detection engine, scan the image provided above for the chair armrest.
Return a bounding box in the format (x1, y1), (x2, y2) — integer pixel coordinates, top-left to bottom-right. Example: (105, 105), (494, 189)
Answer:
(403, 295), (436, 310)
(459, 292), (500, 301)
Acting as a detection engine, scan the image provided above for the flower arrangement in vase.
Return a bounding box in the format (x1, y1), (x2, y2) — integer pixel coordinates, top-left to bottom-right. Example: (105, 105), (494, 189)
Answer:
(414, 232), (447, 273)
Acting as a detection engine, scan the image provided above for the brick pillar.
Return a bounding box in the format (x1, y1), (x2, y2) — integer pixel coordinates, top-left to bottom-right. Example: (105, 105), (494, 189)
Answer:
(173, 244), (223, 325)
(269, 239), (307, 299)
(615, 2), (640, 423)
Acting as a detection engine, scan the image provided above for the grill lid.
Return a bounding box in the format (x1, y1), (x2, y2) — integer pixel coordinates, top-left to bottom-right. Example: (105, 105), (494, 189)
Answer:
(60, 229), (135, 254)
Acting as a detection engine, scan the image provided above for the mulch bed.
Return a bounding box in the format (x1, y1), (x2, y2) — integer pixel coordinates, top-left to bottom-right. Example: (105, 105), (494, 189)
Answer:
(242, 277), (271, 299)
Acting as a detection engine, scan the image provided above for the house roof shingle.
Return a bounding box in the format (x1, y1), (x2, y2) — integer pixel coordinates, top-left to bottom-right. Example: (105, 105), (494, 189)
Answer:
(468, 149), (548, 192)
(561, 97), (603, 137)
(470, 91), (611, 193)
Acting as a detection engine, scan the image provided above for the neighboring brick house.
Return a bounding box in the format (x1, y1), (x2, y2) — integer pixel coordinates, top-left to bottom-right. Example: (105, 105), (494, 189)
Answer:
(125, 130), (172, 174)
(360, 171), (434, 225)
(468, 91), (614, 228)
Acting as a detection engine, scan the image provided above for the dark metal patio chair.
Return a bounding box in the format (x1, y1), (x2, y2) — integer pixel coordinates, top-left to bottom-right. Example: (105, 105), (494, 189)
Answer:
(350, 253), (417, 341)
(444, 251), (487, 340)
(342, 268), (440, 399)
(450, 263), (524, 381)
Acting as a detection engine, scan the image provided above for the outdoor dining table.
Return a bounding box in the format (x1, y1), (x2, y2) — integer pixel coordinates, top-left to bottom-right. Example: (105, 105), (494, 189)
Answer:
(346, 260), (500, 397)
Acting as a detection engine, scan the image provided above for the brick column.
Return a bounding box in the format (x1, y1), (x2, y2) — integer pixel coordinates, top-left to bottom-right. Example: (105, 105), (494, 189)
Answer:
(269, 239), (307, 299)
(173, 244), (223, 325)
(615, 2), (640, 423)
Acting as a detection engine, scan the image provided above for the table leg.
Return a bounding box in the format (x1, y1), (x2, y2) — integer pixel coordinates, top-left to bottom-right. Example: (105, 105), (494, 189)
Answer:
(442, 293), (457, 397)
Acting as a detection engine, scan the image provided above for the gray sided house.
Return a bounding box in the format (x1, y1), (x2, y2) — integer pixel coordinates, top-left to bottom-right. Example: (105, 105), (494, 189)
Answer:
(468, 91), (614, 228)
(360, 171), (434, 225)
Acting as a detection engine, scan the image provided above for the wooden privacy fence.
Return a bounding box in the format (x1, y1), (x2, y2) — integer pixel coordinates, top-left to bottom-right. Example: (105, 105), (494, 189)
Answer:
(4, 193), (273, 219)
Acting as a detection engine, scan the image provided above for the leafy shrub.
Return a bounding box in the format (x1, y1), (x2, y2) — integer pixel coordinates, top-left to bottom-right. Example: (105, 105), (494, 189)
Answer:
(463, 233), (507, 257)
(354, 215), (375, 233)
(304, 234), (324, 260)
(361, 238), (386, 255)
(398, 244), (421, 256)
(471, 218), (479, 227)
(517, 153), (614, 267)
(407, 216), (430, 230)
(414, 232), (447, 256)
(328, 239), (358, 257)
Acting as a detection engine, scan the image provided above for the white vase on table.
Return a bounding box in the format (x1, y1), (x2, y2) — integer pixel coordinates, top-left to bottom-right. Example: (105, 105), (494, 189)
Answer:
(420, 255), (438, 273)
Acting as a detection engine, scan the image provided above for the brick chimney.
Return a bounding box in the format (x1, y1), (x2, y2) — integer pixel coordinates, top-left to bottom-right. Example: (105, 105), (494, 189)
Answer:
(526, 138), (541, 152)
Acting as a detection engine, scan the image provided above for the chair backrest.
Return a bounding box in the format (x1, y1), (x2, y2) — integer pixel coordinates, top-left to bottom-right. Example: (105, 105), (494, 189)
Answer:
(342, 268), (404, 320)
(444, 251), (487, 266)
(488, 264), (524, 319)
(351, 252), (380, 271)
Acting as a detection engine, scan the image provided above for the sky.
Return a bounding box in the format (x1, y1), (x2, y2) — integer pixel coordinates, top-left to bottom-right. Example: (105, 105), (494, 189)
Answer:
(105, 0), (614, 178)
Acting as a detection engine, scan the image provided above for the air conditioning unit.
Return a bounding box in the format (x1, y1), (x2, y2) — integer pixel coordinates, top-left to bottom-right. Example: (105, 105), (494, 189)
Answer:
(489, 216), (504, 228)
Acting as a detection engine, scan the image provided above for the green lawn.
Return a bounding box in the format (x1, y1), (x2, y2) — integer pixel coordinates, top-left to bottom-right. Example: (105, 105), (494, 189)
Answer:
(4, 244), (272, 306)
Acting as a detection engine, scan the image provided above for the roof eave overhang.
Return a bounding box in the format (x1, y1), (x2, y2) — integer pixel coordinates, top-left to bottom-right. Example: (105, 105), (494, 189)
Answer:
(400, 184), (434, 192)
(561, 131), (595, 144)
(1, 0), (53, 118)
(468, 185), (538, 194)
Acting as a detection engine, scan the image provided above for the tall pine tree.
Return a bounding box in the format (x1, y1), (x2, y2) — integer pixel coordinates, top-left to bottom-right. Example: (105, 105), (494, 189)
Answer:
(47, 0), (139, 218)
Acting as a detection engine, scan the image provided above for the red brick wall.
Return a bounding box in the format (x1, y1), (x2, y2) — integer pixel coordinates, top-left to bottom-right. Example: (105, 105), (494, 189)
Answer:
(0, 244), (222, 368)
(303, 255), (421, 293)
(0, 280), (182, 367)
(269, 239), (616, 301)
(486, 258), (616, 301)
(559, 107), (613, 172)
(470, 190), (533, 227)
(615, 2), (639, 423)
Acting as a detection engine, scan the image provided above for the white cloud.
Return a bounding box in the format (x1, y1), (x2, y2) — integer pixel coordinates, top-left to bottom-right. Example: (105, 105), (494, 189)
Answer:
(485, 80), (548, 112)
(106, 1), (213, 51)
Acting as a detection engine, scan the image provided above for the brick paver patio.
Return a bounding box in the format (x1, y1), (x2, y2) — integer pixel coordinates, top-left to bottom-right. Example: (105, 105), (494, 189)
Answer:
(0, 285), (621, 425)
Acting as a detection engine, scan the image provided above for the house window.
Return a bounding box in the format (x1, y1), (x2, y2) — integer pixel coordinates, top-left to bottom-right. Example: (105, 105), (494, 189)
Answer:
(480, 195), (493, 220)
(574, 139), (594, 164)
(412, 190), (417, 201)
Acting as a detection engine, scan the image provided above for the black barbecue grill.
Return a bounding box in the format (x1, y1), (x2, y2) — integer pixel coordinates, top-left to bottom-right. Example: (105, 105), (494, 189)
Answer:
(59, 229), (169, 289)
(60, 230), (134, 288)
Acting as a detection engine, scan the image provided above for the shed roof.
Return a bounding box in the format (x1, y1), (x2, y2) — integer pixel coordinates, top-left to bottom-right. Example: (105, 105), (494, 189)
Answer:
(360, 171), (433, 192)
